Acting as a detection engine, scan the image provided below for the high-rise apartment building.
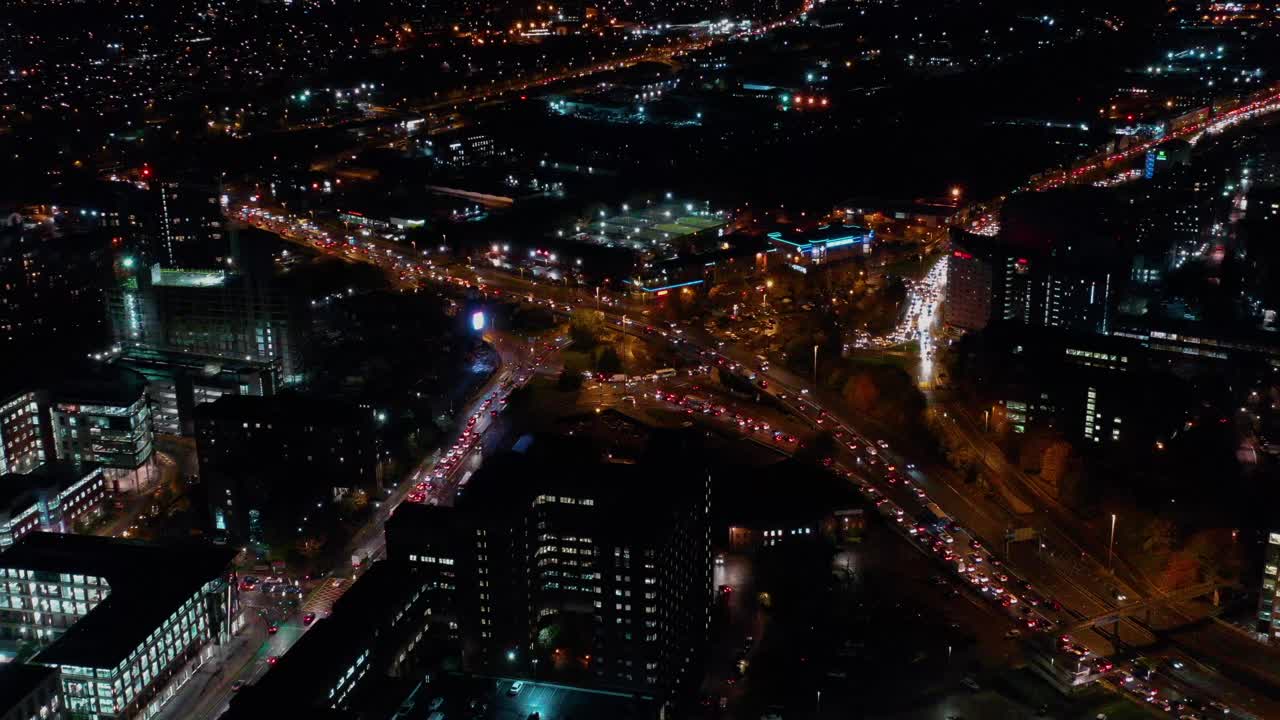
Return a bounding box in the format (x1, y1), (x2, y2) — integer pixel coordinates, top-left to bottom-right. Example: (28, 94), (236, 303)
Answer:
(385, 430), (712, 697)
(945, 189), (1128, 336)
(105, 236), (311, 383)
(153, 180), (227, 269)
(945, 235), (994, 331)
(0, 389), (48, 477)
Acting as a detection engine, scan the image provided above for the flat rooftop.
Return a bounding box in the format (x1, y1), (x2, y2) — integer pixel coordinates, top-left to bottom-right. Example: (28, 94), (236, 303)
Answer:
(113, 346), (275, 374)
(488, 679), (656, 720)
(1, 533), (237, 668)
(0, 663), (58, 710)
(151, 266), (228, 288)
(767, 223), (873, 250)
(413, 674), (658, 720)
(48, 363), (149, 408)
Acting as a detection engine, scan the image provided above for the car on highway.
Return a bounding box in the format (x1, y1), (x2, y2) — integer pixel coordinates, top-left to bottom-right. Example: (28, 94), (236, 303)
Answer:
(303, 612), (316, 625)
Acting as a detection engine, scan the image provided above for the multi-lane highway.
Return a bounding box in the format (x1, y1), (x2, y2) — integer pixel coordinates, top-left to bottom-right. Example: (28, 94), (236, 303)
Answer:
(1031, 83), (1280, 191)
(234, 198), (1280, 717)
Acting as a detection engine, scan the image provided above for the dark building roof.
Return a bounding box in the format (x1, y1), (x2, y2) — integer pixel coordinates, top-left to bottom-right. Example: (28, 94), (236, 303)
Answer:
(0, 533), (236, 668)
(0, 462), (101, 515)
(237, 615), (364, 701)
(113, 346), (277, 376)
(194, 391), (370, 427)
(999, 187), (1128, 259)
(0, 663), (58, 713)
(330, 558), (421, 619)
(47, 363), (149, 408)
(717, 458), (859, 528)
(231, 560), (427, 713)
(428, 673), (659, 720)
(221, 696), (358, 720)
(441, 430), (705, 539)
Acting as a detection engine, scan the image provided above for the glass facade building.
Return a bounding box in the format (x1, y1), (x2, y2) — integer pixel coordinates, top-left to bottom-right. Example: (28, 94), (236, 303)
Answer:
(0, 534), (239, 720)
(0, 463), (106, 549)
(1258, 531), (1280, 640)
(49, 397), (153, 471)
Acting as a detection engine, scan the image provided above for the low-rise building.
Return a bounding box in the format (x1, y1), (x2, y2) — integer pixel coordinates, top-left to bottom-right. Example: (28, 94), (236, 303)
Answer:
(0, 463), (105, 548)
(46, 366), (154, 490)
(767, 224), (874, 271)
(0, 533), (239, 719)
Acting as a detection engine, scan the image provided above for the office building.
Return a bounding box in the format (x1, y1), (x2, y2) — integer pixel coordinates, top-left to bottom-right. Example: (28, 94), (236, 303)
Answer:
(0, 389), (48, 477)
(766, 224), (874, 270)
(422, 130), (508, 167)
(960, 324), (1182, 450)
(46, 366), (154, 488)
(0, 663), (63, 720)
(195, 394), (380, 542)
(385, 429), (712, 697)
(0, 462), (105, 548)
(1259, 531), (1280, 641)
(0, 533), (239, 719)
(109, 347), (278, 436)
(105, 234), (311, 383)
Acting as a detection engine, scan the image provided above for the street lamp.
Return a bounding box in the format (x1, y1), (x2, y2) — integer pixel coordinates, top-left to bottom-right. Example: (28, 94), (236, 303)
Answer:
(812, 344), (819, 387)
(1108, 513), (1117, 574)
